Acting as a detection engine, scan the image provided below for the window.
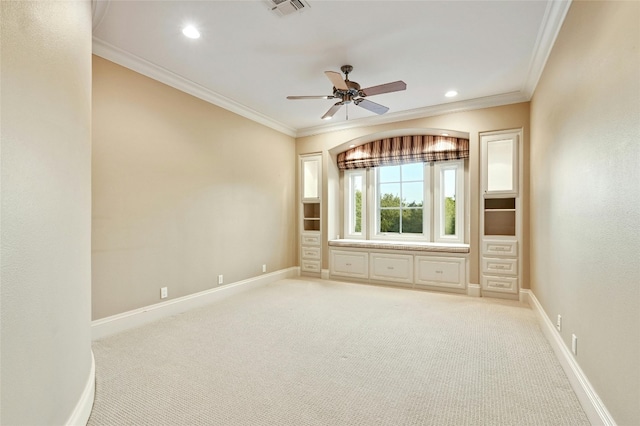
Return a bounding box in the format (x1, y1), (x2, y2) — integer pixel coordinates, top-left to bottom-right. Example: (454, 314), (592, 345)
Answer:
(344, 169), (366, 238)
(376, 163), (425, 236)
(344, 160), (465, 243)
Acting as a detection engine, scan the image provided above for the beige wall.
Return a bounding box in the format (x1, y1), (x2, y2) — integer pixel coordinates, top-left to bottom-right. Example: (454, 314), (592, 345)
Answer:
(1, 1), (93, 424)
(530, 1), (640, 424)
(92, 56), (297, 320)
(296, 103), (530, 287)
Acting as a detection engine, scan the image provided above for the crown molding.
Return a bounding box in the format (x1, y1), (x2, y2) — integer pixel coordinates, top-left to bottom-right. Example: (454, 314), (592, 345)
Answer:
(295, 91), (530, 138)
(521, 0), (572, 98)
(92, 37), (297, 138)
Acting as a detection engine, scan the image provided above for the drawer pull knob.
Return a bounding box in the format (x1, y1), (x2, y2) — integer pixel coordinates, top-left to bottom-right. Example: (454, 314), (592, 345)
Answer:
(435, 270), (443, 274)
(346, 263), (352, 266)
(387, 266), (394, 270)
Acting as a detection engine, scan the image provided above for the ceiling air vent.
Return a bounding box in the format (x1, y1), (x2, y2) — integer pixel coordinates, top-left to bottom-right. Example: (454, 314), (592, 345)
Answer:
(266, 0), (310, 17)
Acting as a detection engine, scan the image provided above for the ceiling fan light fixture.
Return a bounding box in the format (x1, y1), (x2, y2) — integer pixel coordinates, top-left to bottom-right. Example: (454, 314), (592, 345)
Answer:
(182, 25), (200, 39)
(445, 90), (458, 98)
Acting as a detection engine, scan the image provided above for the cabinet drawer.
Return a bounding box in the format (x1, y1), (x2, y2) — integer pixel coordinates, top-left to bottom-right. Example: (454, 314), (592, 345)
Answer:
(482, 275), (518, 293)
(483, 240), (517, 257)
(330, 250), (368, 279)
(369, 253), (413, 284)
(482, 257), (518, 276)
(301, 246), (320, 260)
(301, 232), (320, 246)
(415, 256), (466, 289)
(301, 259), (320, 273)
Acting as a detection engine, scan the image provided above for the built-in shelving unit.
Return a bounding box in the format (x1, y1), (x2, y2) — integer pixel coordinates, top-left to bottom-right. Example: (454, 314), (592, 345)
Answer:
(300, 153), (322, 276)
(480, 130), (522, 297)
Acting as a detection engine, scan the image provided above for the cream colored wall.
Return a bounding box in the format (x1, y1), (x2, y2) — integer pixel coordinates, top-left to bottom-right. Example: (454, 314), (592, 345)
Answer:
(296, 103), (530, 287)
(530, 1), (639, 424)
(1, 1), (93, 424)
(92, 56), (297, 320)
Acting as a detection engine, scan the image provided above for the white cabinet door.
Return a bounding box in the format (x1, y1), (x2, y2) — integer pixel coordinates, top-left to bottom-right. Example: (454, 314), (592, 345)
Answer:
(482, 240), (518, 257)
(301, 155), (321, 202)
(481, 275), (518, 294)
(330, 250), (368, 279)
(481, 132), (519, 198)
(481, 257), (518, 276)
(414, 256), (466, 289)
(301, 232), (321, 246)
(369, 253), (413, 284)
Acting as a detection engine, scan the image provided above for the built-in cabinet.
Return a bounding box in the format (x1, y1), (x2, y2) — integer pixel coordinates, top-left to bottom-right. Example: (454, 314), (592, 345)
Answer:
(329, 243), (468, 293)
(300, 154), (322, 276)
(480, 130), (522, 296)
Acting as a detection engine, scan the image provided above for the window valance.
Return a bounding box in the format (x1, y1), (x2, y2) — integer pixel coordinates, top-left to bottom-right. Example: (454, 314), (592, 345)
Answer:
(337, 135), (469, 170)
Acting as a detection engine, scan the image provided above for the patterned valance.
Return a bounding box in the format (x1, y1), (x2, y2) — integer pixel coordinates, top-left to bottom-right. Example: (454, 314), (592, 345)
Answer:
(337, 135), (469, 170)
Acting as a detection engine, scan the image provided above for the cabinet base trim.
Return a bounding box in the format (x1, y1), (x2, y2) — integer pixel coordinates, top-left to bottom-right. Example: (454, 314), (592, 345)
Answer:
(522, 289), (616, 426)
(467, 283), (481, 297)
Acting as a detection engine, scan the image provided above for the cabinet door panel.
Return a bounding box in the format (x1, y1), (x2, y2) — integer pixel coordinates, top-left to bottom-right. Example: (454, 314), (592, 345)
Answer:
(415, 256), (465, 289)
(481, 275), (518, 293)
(302, 246), (320, 260)
(481, 257), (518, 276)
(301, 260), (320, 273)
(369, 253), (413, 284)
(301, 232), (321, 246)
(483, 240), (517, 257)
(330, 250), (368, 279)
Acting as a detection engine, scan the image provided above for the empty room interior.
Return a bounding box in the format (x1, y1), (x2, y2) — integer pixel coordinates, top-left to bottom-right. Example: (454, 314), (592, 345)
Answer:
(1, 0), (639, 425)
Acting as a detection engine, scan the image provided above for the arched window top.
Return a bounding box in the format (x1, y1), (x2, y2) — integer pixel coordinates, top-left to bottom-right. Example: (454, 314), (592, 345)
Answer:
(337, 135), (469, 170)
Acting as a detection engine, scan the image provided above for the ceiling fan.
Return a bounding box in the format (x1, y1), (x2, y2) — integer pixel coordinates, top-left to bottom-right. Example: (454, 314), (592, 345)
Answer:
(287, 65), (407, 120)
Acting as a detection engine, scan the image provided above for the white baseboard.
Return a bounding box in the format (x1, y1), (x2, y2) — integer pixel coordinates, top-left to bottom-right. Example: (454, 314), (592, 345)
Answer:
(467, 283), (481, 297)
(321, 269), (330, 279)
(92, 267), (299, 340)
(66, 350), (95, 426)
(521, 289), (616, 426)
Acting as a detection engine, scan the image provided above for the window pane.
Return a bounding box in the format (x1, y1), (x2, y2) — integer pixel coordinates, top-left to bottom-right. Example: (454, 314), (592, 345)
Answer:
(379, 165), (400, 183)
(443, 168), (456, 235)
(380, 209), (400, 233)
(379, 183), (401, 207)
(402, 182), (423, 207)
(351, 175), (363, 233)
(402, 208), (423, 234)
(401, 162), (423, 181)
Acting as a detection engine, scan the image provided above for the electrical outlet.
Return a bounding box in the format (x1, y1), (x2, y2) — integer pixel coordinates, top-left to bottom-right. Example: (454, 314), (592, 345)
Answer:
(571, 334), (578, 356)
(556, 315), (562, 331)
(218, 274), (223, 285)
(262, 264), (267, 273)
(160, 287), (168, 299)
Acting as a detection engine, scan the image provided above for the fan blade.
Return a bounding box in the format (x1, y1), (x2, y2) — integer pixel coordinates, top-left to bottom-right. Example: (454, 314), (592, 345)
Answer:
(287, 95), (335, 100)
(324, 71), (349, 90)
(355, 98), (389, 115)
(360, 80), (407, 97)
(321, 102), (344, 120)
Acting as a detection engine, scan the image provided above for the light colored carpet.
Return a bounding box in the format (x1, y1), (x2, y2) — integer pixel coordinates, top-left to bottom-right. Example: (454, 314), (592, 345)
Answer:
(88, 278), (589, 425)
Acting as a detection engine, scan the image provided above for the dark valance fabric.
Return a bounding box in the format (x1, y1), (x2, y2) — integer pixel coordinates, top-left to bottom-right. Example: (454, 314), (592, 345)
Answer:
(337, 135), (469, 170)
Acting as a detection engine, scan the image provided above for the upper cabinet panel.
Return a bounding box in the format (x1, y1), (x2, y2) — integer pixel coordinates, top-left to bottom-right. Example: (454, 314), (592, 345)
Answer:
(301, 154), (321, 201)
(481, 132), (519, 198)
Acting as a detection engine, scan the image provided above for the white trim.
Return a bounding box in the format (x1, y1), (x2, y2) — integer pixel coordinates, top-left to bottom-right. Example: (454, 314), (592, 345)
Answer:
(467, 283), (481, 297)
(522, 289), (617, 426)
(321, 269), (330, 280)
(296, 92), (528, 138)
(92, 37), (297, 138)
(65, 351), (95, 426)
(521, 0), (573, 98)
(92, 267), (299, 340)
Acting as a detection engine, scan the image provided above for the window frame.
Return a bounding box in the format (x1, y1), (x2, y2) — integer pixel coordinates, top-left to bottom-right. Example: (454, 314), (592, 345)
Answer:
(343, 169), (366, 239)
(433, 160), (465, 243)
(342, 160), (465, 244)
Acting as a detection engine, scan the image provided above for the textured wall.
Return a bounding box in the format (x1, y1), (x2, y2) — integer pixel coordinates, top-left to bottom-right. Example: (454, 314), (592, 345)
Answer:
(92, 56), (297, 320)
(296, 102), (531, 288)
(0, 1), (93, 424)
(530, 1), (640, 424)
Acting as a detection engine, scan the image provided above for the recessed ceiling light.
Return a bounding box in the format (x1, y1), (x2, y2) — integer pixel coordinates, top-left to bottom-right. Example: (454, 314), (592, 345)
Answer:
(441, 133), (449, 136)
(182, 25), (200, 39)
(322, 116), (332, 120)
(349, 144), (356, 148)
(445, 90), (458, 98)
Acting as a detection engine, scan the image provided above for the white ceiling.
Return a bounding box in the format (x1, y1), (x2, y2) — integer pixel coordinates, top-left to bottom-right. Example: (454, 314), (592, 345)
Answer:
(92, 0), (570, 137)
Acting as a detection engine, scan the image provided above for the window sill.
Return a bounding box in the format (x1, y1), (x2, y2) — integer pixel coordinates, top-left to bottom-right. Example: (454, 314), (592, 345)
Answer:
(328, 239), (470, 254)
